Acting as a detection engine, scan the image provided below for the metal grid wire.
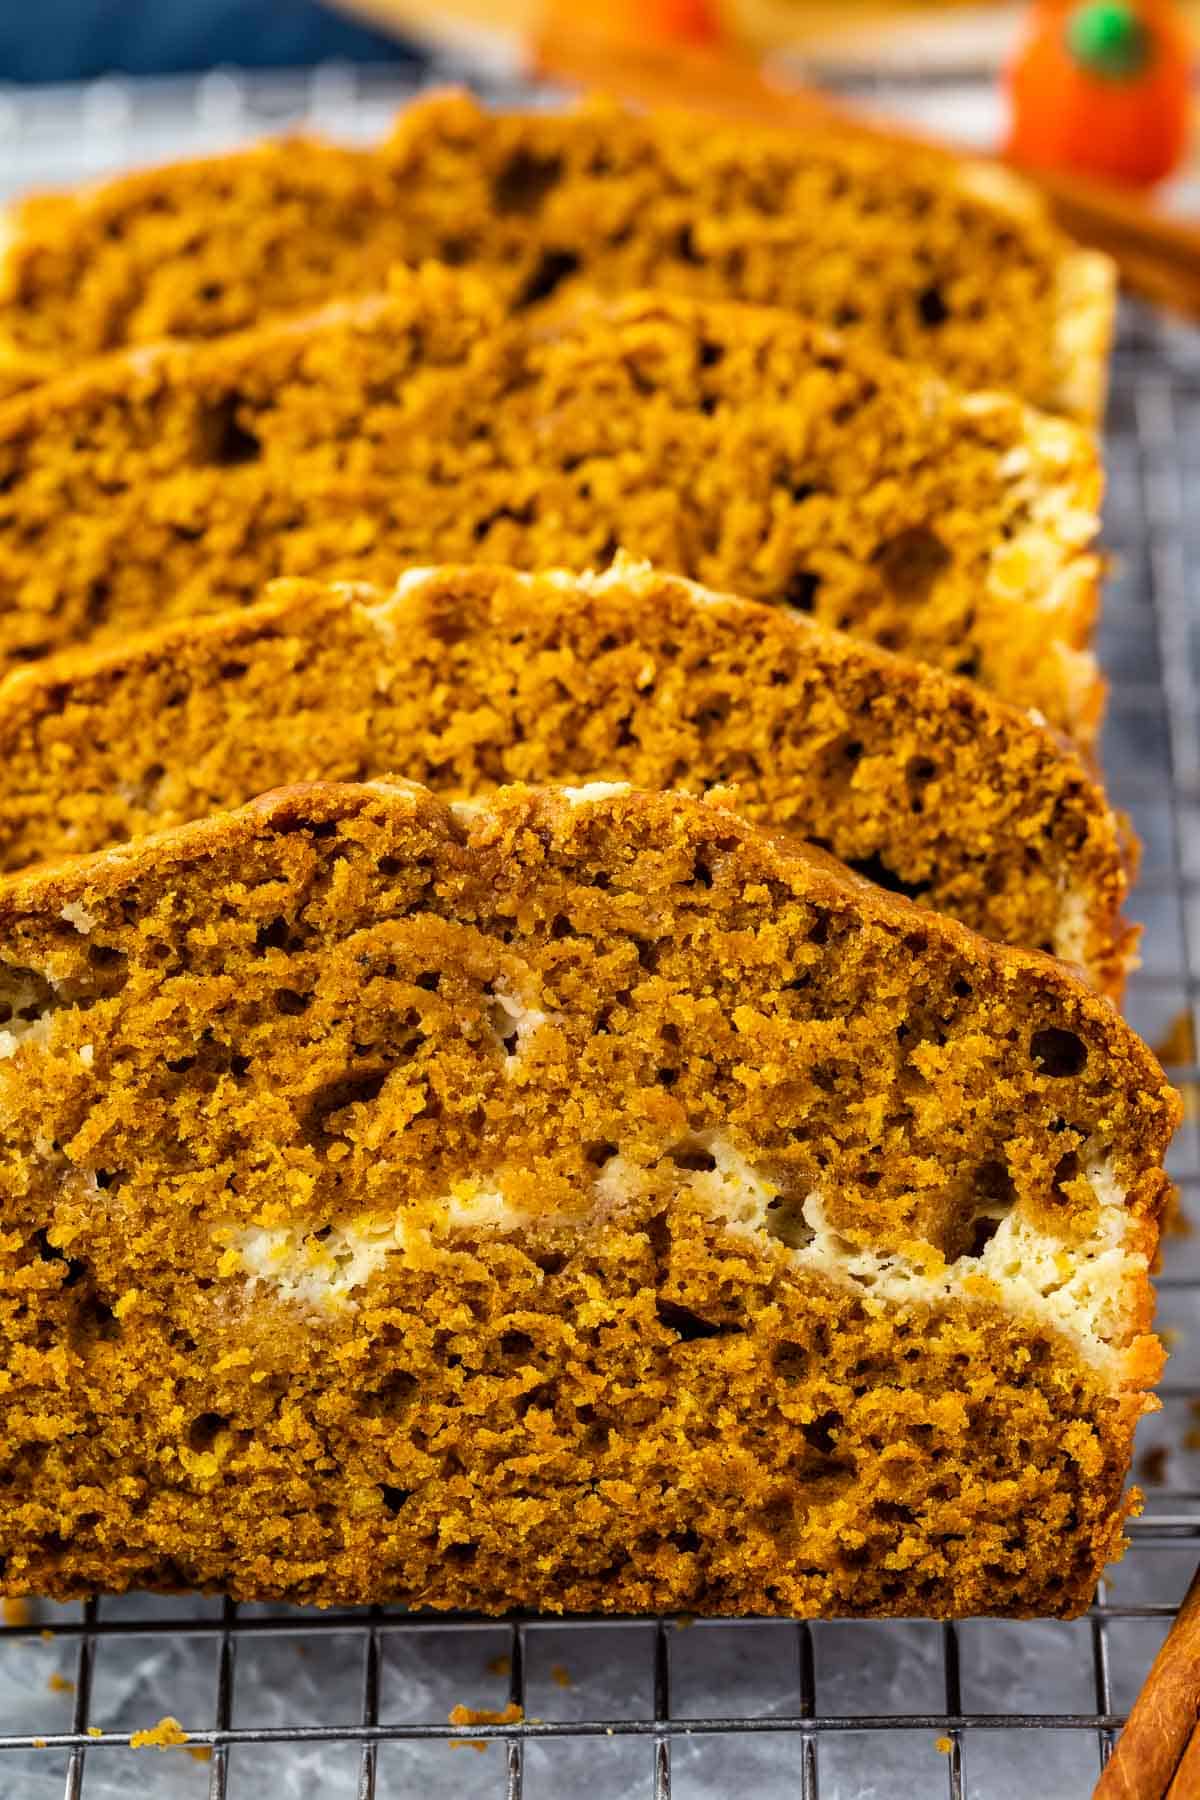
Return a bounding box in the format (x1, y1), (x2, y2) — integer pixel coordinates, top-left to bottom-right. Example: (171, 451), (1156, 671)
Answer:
(0, 63), (1197, 1800)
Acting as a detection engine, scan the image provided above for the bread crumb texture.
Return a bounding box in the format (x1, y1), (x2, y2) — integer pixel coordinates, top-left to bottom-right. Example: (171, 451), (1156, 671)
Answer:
(0, 266), (1102, 737)
(0, 783), (1176, 1617)
(129, 1716), (189, 1751)
(0, 560), (1131, 991)
(0, 92), (1111, 420)
(448, 1702), (524, 1727)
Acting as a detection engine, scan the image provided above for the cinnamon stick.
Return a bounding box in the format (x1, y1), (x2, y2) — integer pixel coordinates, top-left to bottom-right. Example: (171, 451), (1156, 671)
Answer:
(1094, 1562), (1200, 1800)
(1166, 1724), (1200, 1800)
(533, 19), (1200, 323)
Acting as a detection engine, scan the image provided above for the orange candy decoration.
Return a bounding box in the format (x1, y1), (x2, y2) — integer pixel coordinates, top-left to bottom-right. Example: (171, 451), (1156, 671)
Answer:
(551, 0), (723, 47)
(1008, 0), (1192, 186)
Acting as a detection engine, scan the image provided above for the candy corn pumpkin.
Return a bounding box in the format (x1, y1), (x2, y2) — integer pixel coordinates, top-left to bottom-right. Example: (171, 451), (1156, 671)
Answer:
(1008, 0), (1192, 186)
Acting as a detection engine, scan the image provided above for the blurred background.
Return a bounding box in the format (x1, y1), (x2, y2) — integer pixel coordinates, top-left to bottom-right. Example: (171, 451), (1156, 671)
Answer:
(0, 0), (1103, 94)
(0, 0), (1193, 186)
(0, 2), (414, 85)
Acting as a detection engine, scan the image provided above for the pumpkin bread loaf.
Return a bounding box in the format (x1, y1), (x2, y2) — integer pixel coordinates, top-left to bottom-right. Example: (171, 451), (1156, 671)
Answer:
(0, 92), (1113, 421)
(0, 781), (1176, 1616)
(0, 270), (1103, 737)
(0, 560), (1133, 993)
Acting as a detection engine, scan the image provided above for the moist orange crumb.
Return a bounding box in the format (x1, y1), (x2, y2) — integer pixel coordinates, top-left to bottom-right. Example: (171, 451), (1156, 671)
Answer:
(1, 1596), (30, 1626)
(0, 91), (1112, 421)
(0, 782), (1177, 1619)
(0, 560), (1131, 991)
(0, 267), (1103, 739)
(46, 1672), (73, 1694)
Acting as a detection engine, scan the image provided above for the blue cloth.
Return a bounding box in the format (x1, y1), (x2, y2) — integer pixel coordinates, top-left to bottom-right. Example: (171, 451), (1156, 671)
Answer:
(0, 0), (422, 83)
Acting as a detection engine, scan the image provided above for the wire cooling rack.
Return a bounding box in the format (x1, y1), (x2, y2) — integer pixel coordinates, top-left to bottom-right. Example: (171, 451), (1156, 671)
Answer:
(0, 62), (1198, 1800)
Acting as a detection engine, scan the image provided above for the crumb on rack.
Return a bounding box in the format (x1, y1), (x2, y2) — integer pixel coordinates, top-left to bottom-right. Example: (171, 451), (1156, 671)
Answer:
(130, 1716), (189, 1750)
(448, 1699), (524, 1747)
(448, 1702), (523, 1728)
(936, 1736), (954, 1754)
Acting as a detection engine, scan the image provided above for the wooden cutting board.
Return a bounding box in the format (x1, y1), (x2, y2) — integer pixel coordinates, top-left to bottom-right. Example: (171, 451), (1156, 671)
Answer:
(330, 0), (1027, 70)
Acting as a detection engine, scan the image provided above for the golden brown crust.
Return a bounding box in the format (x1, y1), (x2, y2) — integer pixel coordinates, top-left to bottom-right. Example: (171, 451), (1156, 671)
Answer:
(0, 89), (1110, 420)
(0, 559), (1132, 993)
(0, 780), (1177, 1616)
(0, 267), (1104, 738)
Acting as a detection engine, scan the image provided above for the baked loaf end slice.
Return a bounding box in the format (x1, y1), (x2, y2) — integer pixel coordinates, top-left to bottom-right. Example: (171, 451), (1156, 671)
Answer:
(0, 560), (1134, 994)
(0, 92), (1113, 421)
(0, 268), (1103, 738)
(0, 781), (1177, 1616)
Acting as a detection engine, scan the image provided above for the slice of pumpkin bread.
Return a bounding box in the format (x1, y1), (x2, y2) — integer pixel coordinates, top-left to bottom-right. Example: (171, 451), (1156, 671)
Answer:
(0, 91), (1113, 420)
(0, 781), (1176, 1616)
(0, 560), (1133, 993)
(0, 270), (1104, 737)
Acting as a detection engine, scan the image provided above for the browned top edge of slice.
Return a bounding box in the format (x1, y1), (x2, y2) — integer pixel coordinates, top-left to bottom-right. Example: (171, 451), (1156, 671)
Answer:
(0, 773), (1176, 1157)
(0, 557), (1131, 982)
(0, 89), (1111, 423)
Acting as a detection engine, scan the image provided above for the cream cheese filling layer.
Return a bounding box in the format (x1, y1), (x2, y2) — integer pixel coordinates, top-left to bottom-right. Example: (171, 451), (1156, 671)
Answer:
(218, 1132), (1142, 1375)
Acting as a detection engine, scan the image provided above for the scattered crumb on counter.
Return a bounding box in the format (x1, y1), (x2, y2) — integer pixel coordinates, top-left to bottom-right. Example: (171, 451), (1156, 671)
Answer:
(1139, 1446), (1170, 1486)
(936, 1737), (954, 1754)
(1, 1598), (31, 1628)
(550, 1664), (572, 1689)
(47, 1673), (74, 1695)
(486, 1654), (511, 1679)
(130, 1716), (189, 1750)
